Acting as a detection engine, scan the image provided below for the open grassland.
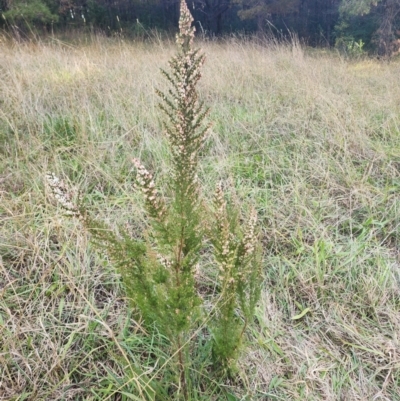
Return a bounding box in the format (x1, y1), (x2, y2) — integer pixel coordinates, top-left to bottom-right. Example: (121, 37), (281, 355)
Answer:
(1, 37), (400, 400)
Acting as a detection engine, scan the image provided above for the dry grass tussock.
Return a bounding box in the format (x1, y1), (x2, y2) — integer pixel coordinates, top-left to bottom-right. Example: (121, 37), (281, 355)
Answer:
(1, 37), (400, 400)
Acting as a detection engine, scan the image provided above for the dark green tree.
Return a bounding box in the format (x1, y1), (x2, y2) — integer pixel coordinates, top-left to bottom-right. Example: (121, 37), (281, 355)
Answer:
(192, 0), (233, 35)
(337, 0), (400, 56)
(296, 0), (340, 46)
(234, 0), (300, 31)
(3, 0), (59, 31)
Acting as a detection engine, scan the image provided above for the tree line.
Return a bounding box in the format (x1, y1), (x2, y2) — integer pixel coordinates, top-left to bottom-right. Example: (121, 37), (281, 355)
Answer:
(1, 0), (400, 56)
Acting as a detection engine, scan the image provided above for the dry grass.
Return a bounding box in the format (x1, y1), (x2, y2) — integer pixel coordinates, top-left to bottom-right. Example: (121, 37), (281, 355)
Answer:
(1, 36), (400, 400)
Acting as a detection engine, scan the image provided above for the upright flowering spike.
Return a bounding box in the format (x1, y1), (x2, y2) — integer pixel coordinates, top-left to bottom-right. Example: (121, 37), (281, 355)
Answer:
(243, 208), (257, 258)
(177, 0), (195, 51)
(156, 1), (209, 211)
(209, 181), (262, 372)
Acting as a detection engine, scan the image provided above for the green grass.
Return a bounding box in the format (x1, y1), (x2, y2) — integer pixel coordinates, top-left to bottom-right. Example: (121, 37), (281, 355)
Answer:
(1, 36), (400, 400)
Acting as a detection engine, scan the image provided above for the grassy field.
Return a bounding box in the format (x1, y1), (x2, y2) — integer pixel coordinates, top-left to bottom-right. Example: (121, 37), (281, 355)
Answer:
(1, 36), (400, 400)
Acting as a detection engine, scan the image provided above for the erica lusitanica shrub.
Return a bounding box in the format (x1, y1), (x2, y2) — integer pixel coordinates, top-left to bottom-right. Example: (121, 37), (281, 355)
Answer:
(46, 1), (262, 398)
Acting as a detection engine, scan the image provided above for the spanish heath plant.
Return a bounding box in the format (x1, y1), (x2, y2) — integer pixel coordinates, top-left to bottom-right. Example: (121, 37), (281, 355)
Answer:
(46, 0), (262, 397)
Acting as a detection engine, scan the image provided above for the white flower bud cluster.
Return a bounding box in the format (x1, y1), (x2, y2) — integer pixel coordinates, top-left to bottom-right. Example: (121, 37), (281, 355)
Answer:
(176, 0), (195, 49)
(214, 183), (227, 233)
(45, 172), (80, 217)
(132, 158), (166, 222)
(243, 209), (257, 258)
